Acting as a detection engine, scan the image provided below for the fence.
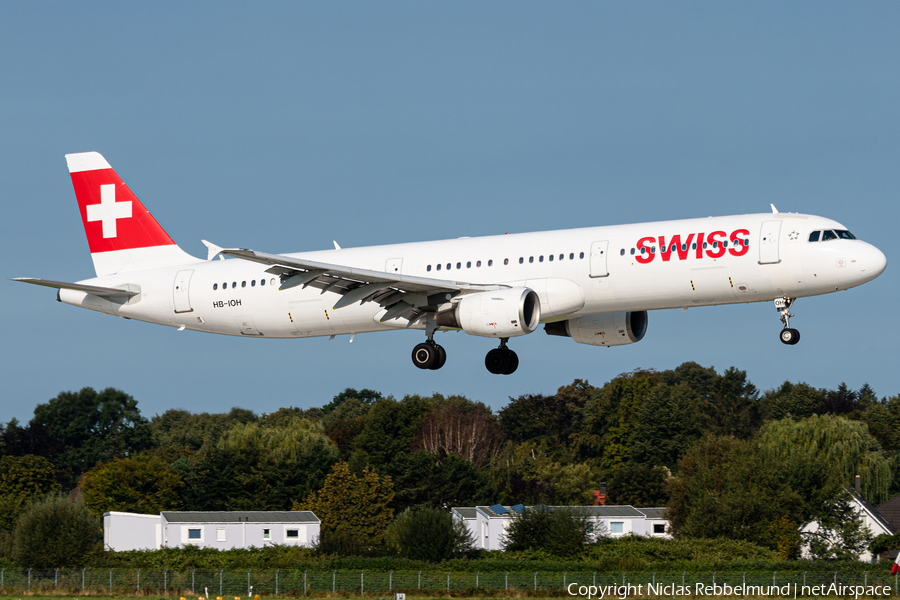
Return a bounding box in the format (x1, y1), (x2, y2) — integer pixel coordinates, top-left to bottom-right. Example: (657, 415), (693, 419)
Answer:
(0, 569), (897, 596)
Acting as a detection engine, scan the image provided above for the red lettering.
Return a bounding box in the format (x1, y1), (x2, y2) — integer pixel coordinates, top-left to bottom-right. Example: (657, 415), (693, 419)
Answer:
(676, 233), (694, 261)
(658, 235), (674, 262)
(635, 236), (655, 264)
(695, 233), (705, 259)
(729, 229), (750, 256)
(706, 231), (726, 258)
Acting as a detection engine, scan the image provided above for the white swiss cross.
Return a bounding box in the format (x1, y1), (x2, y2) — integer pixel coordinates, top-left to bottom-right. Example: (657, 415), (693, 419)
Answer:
(86, 184), (132, 238)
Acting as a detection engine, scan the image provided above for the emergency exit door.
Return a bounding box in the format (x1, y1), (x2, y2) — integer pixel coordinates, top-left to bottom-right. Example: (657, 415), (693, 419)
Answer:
(173, 270), (194, 313)
(590, 241), (609, 277)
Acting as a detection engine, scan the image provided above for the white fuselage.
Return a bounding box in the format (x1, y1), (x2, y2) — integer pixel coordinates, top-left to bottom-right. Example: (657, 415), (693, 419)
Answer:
(59, 212), (886, 339)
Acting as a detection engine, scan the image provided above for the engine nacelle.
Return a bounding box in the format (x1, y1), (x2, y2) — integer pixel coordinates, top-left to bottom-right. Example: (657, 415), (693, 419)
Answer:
(544, 311), (648, 346)
(435, 287), (541, 338)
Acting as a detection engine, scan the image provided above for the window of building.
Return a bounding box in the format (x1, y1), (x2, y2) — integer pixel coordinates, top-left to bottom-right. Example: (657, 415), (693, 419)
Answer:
(216, 528), (226, 542)
(263, 528), (271, 540)
(610, 522), (623, 534)
(188, 528), (202, 540)
(286, 529), (299, 540)
(653, 524), (665, 534)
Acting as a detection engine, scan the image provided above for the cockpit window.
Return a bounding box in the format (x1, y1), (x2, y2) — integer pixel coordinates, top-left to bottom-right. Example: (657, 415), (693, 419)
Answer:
(808, 231), (820, 242)
(822, 230), (837, 241)
(836, 230), (856, 240)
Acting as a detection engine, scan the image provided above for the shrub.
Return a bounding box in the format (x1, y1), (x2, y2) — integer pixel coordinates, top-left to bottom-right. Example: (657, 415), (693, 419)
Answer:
(12, 493), (102, 568)
(384, 507), (475, 561)
(503, 507), (595, 557)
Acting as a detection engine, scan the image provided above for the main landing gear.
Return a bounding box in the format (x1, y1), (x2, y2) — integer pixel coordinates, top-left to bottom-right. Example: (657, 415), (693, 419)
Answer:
(485, 338), (519, 375)
(411, 315), (447, 370)
(775, 297), (800, 345)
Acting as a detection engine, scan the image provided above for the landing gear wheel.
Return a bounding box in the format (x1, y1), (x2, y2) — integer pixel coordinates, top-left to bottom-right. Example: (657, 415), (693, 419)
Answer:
(485, 348), (508, 374)
(412, 342), (437, 369)
(503, 350), (519, 375)
(429, 344), (447, 370)
(779, 328), (800, 345)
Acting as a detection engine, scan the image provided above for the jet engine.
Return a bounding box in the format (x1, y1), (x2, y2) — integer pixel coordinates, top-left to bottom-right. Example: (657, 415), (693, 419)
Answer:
(435, 287), (541, 338)
(544, 311), (648, 346)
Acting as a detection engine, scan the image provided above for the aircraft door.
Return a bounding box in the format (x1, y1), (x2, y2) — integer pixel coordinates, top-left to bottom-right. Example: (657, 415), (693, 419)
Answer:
(589, 241), (609, 277)
(289, 300), (336, 335)
(173, 270), (194, 313)
(759, 221), (782, 265)
(385, 257), (403, 274)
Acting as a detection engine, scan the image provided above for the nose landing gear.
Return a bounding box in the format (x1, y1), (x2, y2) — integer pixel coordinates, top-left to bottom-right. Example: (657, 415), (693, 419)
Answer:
(775, 297), (800, 345)
(485, 338), (519, 375)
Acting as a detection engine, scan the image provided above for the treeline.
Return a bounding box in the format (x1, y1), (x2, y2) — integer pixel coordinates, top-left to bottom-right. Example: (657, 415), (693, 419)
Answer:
(1, 362), (899, 568)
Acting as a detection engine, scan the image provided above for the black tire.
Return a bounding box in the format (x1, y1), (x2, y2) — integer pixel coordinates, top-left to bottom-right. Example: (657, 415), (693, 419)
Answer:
(779, 329), (797, 345)
(429, 344), (447, 370)
(412, 342), (436, 369)
(503, 350), (519, 375)
(485, 348), (508, 374)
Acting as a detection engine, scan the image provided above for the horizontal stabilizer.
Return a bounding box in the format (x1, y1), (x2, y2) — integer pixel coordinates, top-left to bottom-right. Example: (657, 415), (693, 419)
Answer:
(12, 278), (139, 299)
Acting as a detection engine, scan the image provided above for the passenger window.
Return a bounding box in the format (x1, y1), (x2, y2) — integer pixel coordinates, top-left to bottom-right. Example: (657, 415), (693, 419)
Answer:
(548, 254), (554, 261)
(650, 247), (656, 254)
(579, 252), (585, 259)
(723, 241), (728, 247)
(681, 244), (687, 251)
(702, 242), (708, 249)
(466, 261), (471, 268)
(436, 264), (441, 271)
(559, 254), (564, 260)
(504, 259), (509, 265)
(569, 253), (575, 259)
(488, 260), (493, 266)
(620, 249), (625, 256)
(529, 257), (534, 263)
(641, 247), (647, 254)
(712, 242), (718, 248)
(213, 283), (218, 290)
(242, 281), (246, 287)
(223, 282), (227, 289)
(692, 243), (696, 250)
(251, 280), (256, 287)
(232, 282), (237, 288)
(630, 248), (635, 255)
(270, 278), (276, 286)
(822, 230), (837, 241)
(447, 263), (451, 270)
(476, 261), (481, 267)
(519, 257), (524, 264)
(427, 265), (432, 271)
(456, 262), (461, 269)
(261, 279), (266, 286)
(539, 255), (544, 262)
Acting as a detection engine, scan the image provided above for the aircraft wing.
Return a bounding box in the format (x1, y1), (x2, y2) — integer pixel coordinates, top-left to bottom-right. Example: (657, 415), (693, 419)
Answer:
(221, 248), (507, 324)
(12, 278), (140, 300)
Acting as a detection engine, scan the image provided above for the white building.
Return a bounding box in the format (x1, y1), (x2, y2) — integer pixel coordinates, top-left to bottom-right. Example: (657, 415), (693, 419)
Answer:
(799, 492), (894, 562)
(104, 511), (320, 551)
(451, 504), (670, 551)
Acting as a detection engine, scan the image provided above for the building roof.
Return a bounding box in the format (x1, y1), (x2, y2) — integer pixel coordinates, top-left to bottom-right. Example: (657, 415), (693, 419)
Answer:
(637, 507), (667, 519)
(453, 507), (478, 520)
(161, 511), (319, 524)
(877, 494), (900, 532)
(851, 492), (895, 535)
(469, 505), (648, 519)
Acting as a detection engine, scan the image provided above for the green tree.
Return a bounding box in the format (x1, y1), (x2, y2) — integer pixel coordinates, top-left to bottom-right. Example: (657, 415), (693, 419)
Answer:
(30, 387), (152, 486)
(499, 380), (594, 457)
(79, 456), (183, 516)
(150, 407), (256, 452)
(803, 498), (874, 560)
(12, 493), (102, 568)
(629, 382), (707, 470)
(183, 419), (338, 511)
(759, 415), (891, 504)
(351, 395), (433, 477)
(607, 464), (669, 507)
(760, 381), (826, 421)
(0, 455), (60, 531)
(392, 452), (494, 510)
(502, 507), (595, 557)
(295, 462), (395, 552)
(384, 507), (475, 561)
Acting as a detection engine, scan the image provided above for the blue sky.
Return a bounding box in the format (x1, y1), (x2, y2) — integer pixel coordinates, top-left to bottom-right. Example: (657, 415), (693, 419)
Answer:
(2, 2), (898, 423)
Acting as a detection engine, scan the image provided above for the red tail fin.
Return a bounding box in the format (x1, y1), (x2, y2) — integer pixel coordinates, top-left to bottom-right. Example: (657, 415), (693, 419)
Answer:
(65, 152), (196, 276)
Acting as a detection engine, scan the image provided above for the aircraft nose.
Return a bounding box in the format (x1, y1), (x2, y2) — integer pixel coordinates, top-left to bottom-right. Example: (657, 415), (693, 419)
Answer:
(862, 243), (887, 279)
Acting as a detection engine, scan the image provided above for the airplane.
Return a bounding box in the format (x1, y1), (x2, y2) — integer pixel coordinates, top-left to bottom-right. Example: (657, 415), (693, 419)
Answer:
(15, 152), (887, 375)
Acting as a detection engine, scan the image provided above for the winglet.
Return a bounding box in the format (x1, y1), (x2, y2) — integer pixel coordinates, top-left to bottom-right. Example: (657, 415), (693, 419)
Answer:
(770, 204), (779, 214)
(333, 241), (341, 250)
(201, 240), (225, 261)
